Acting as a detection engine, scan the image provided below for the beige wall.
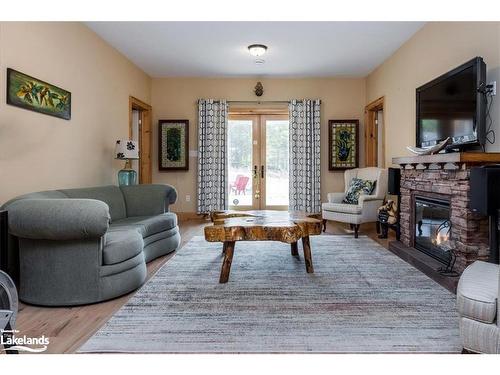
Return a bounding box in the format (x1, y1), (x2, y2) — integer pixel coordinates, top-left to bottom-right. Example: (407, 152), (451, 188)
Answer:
(367, 22), (500, 167)
(0, 22), (151, 204)
(152, 77), (366, 212)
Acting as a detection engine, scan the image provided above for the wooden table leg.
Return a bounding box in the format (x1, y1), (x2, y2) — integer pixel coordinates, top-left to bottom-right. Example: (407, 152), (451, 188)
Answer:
(219, 241), (235, 283)
(301, 236), (314, 273)
(222, 242), (227, 254)
(290, 241), (299, 256)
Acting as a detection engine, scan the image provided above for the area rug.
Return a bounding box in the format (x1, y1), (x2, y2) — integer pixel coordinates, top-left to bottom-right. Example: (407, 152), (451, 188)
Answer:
(79, 235), (461, 353)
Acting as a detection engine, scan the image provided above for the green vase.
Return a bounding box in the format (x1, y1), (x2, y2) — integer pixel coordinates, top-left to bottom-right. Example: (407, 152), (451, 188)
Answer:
(118, 160), (137, 186)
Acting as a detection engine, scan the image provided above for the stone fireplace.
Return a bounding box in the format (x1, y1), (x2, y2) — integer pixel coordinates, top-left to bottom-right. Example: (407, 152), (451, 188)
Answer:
(398, 167), (490, 273)
(390, 152), (500, 290)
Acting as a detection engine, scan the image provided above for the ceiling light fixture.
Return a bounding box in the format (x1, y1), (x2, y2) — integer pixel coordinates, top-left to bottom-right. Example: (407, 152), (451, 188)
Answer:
(248, 44), (268, 57)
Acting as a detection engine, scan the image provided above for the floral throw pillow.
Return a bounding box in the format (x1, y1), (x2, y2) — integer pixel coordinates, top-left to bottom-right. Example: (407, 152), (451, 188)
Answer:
(342, 178), (376, 205)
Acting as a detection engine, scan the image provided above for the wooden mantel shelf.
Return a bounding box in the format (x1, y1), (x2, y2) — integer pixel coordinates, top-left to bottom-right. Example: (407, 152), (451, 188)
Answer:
(392, 152), (500, 167)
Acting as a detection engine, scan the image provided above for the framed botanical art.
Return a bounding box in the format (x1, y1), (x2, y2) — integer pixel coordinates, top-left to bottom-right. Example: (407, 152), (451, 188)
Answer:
(6, 68), (71, 120)
(328, 119), (359, 170)
(158, 120), (189, 171)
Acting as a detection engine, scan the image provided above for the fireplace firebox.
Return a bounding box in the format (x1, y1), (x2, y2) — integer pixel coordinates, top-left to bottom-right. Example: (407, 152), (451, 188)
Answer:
(414, 196), (452, 265)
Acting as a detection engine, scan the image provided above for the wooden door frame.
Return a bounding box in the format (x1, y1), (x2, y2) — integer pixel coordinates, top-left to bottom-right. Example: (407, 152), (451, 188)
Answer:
(364, 96), (385, 168)
(129, 96), (152, 184)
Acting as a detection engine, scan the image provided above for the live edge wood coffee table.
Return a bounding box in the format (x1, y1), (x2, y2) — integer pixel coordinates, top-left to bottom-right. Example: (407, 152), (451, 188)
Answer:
(204, 210), (322, 283)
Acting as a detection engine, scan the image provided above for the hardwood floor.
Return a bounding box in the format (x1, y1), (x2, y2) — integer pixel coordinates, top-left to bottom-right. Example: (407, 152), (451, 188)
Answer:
(13, 218), (394, 354)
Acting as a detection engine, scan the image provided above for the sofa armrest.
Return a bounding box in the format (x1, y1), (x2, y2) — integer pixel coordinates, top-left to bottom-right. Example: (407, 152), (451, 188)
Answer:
(120, 184), (178, 217)
(7, 199), (110, 240)
(327, 192), (345, 203)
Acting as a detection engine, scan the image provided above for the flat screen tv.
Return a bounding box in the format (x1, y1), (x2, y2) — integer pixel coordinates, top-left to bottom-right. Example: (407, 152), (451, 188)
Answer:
(416, 57), (487, 150)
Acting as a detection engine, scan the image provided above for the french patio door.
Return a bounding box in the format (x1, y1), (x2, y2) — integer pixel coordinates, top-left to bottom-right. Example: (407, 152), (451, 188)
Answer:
(227, 113), (289, 210)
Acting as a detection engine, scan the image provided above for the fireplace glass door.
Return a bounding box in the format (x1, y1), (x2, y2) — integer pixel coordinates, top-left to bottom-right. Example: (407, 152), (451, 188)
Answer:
(414, 196), (452, 264)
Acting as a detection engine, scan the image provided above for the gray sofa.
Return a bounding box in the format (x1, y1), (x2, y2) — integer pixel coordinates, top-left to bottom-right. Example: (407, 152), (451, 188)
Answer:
(2, 184), (180, 306)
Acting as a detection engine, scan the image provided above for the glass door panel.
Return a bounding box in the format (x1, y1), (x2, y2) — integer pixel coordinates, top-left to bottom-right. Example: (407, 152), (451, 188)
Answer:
(262, 115), (289, 209)
(227, 117), (255, 209)
(227, 113), (289, 210)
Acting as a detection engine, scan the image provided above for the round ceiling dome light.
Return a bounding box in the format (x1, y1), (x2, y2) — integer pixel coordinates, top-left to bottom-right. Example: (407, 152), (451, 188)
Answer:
(248, 44), (268, 57)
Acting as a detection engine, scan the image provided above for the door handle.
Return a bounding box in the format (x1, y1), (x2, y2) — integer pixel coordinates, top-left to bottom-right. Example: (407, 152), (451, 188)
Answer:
(261, 165), (265, 179)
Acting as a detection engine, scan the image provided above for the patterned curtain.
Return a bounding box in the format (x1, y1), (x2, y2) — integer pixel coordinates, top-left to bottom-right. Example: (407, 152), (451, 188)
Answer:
(197, 99), (228, 214)
(289, 99), (321, 213)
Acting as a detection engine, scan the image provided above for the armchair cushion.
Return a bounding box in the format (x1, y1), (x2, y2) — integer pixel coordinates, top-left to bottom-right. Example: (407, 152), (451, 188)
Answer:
(342, 178), (376, 204)
(322, 202), (362, 215)
(457, 261), (498, 324)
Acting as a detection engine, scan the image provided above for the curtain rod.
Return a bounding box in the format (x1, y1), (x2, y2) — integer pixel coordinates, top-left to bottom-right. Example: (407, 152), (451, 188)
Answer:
(227, 100), (289, 104)
(198, 99), (321, 104)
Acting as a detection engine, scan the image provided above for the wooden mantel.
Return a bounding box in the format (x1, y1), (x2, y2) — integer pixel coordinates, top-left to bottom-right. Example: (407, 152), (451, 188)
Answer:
(392, 152), (500, 168)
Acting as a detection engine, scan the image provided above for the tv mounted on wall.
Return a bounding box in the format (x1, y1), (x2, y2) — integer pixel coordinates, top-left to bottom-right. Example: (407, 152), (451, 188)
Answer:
(416, 57), (487, 151)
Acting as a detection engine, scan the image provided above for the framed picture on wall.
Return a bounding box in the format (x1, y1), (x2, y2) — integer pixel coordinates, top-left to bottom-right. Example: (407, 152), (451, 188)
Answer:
(6, 68), (71, 120)
(158, 119), (189, 171)
(328, 119), (359, 170)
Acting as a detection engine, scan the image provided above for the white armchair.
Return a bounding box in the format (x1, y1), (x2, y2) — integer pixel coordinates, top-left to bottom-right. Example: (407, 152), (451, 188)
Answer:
(457, 261), (500, 353)
(322, 167), (388, 238)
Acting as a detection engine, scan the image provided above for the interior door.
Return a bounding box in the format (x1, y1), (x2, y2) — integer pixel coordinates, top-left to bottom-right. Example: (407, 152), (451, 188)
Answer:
(129, 96), (152, 184)
(228, 113), (289, 210)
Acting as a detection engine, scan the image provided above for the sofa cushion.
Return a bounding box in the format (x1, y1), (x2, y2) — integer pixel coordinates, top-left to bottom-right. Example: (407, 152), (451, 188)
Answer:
(322, 202), (362, 215)
(103, 230), (143, 265)
(457, 261), (499, 324)
(143, 226), (179, 246)
(110, 213), (178, 238)
(59, 185), (126, 222)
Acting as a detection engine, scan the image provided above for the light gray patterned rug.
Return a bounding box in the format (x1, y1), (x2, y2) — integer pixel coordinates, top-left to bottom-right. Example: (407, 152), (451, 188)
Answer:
(79, 235), (461, 353)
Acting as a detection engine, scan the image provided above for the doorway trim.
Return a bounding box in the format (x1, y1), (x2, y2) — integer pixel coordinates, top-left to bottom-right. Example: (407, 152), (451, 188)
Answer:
(129, 96), (152, 184)
(364, 96), (385, 168)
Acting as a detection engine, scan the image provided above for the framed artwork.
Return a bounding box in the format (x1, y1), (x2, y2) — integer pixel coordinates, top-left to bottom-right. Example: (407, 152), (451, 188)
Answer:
(328, 119), (359, 170)
(158, 119), (189, 171)
(6, 68), (71, 120)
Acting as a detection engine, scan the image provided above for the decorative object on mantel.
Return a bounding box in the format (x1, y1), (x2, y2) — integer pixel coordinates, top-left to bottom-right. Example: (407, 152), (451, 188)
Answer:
(254, 82), (264, 97)
(406, 137), (452, 156)
(115, 139), (139, 186)
(159, 120), (189, 171)
(6, 68), (71, 120)
(328, 119), (359, 170)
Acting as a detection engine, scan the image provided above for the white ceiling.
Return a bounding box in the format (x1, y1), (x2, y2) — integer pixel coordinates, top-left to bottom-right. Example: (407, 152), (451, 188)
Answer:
(86, 22), (425, 78)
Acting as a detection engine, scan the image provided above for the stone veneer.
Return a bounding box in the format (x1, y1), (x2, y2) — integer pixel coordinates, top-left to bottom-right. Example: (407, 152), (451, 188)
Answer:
(399, 167), (489, 273)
